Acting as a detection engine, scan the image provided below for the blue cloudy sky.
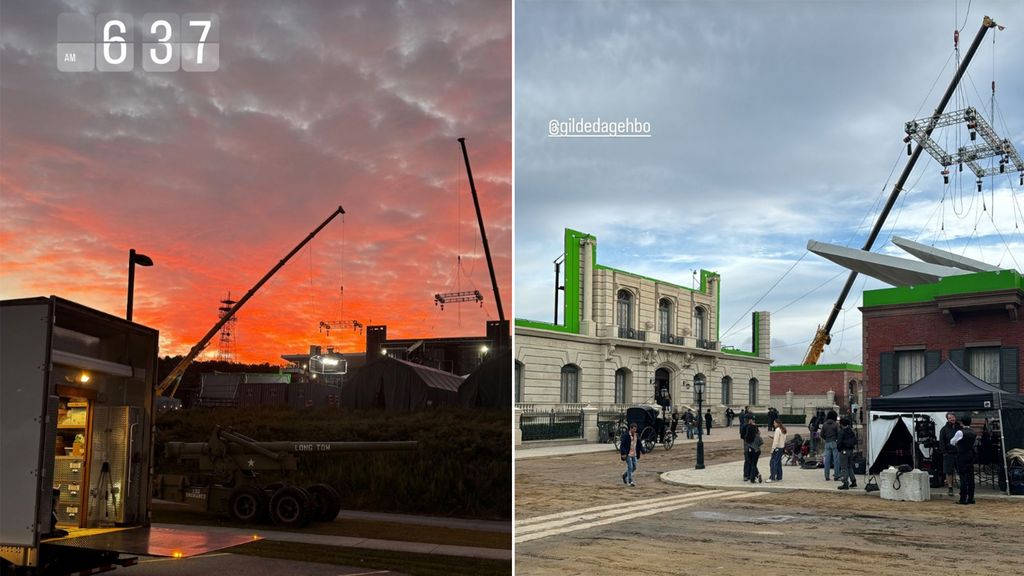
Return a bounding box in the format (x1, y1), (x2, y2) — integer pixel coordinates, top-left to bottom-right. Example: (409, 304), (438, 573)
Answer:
(514, 0), (1024, 366)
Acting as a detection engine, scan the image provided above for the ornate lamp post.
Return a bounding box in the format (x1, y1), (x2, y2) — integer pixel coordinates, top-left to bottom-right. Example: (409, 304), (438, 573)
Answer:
(694, 374), (706, 470)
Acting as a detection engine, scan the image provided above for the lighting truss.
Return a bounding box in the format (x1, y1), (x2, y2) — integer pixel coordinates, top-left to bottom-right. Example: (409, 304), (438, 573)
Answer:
(318, 320), (364, 335)
(434, 290), (483, 310)
(905, 107), (1024, 182)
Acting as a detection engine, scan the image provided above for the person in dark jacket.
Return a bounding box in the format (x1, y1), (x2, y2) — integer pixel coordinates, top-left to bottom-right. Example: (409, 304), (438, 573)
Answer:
(820, 410), (840, 481)
(951, 415), (976, 504)
(704, 409), (713, 435)
(745, 421), (764, 483)
(938, 412), (959, 497)
(725, 407), (735, 427)
(836, 417), (858, 490)
(619, 423), (646, 487)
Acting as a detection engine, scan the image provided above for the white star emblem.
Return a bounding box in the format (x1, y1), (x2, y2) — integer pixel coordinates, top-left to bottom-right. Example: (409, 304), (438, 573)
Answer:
(247, 459), (255, 468)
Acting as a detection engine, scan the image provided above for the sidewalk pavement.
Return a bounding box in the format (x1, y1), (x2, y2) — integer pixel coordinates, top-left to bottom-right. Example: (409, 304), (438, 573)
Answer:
(153, 523), (511, 561)
(662, 458), (874, 494)
(515, 428), (739, 460)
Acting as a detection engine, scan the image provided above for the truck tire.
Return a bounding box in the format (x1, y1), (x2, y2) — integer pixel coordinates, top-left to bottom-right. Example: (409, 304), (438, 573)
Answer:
(269, 486), (311, 528)
(228, 485), (268, 523)
(306, 483), (342, 522)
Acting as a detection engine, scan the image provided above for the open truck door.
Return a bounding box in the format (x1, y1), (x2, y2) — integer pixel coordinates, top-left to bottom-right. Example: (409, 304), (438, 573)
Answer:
(1, 296), (258, 574)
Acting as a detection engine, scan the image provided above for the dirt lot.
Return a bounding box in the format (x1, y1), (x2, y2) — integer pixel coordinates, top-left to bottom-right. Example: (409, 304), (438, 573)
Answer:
(515, 443), (1024, 575)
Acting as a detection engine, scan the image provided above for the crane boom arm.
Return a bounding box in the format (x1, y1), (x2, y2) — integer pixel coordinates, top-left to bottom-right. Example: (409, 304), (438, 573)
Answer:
(157, 206), (346, 396)
(803, 16), (998, 365)
(457, 137), (505, 323)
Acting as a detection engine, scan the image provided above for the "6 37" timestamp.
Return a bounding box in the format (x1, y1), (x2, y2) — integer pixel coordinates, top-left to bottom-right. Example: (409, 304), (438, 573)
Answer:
(58, 13), (219, 72)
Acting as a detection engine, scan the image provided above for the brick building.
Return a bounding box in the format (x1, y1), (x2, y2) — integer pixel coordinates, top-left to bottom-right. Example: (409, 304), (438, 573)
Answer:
(769, 363), (863, 412)
(861, 270), (1023, 399)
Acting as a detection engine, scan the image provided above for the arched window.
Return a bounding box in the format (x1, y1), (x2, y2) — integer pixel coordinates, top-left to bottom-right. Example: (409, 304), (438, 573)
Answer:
(694, 307), (706, 341)
(617, 290), (633, 329)
(748, 377), (758, 405)
(561, 364), (580, 404)
(515, 361), (524, 403)
(654, 367), (671, 405)
(658, 298), (672, 340)
(614, 368), (630, 404)
(721, 376), (732, 405)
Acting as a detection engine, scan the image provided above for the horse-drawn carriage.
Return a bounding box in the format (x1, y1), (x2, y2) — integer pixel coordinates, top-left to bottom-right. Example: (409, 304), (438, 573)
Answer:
(613, 405), (674, 452)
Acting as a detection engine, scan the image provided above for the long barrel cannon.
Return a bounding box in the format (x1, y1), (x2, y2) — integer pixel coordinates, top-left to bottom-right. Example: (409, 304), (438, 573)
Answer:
(156, 427), (418, 528)
(164, 426), (417, 467)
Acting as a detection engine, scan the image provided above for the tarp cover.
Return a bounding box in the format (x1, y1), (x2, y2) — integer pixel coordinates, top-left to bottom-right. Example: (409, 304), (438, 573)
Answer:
(459, 348), (511, 408)
(871, 360), (1024, 412)
(341, 356), (462, 410)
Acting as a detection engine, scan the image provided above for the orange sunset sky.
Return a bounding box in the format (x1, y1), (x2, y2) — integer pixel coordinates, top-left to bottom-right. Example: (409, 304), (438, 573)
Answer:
(0, 0), (512, 364)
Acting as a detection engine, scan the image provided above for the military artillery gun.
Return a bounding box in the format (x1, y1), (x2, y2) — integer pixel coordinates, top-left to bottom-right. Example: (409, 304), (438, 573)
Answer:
(157, 427), (417, 528)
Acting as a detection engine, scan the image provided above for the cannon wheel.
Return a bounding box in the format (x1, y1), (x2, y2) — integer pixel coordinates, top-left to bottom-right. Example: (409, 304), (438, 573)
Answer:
(306, 484), (343, 522)
(269, 486), (311, 528)
(228, 485), (268, 523)
(263, 481), (285, 494)
(640, 426), (656, 454)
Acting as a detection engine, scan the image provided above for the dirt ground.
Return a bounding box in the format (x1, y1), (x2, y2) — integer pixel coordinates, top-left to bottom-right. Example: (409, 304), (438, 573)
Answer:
(515, 443), (1024, 575)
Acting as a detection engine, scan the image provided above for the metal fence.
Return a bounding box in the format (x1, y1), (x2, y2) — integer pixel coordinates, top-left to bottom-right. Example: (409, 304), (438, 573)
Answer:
(520, 409), (585, 441)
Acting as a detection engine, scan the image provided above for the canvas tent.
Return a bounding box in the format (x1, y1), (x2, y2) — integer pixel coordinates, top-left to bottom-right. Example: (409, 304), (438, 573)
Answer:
(867, 360), (1024, 494)
(459, 347), (512, 408)
(340, 355), (462, 410)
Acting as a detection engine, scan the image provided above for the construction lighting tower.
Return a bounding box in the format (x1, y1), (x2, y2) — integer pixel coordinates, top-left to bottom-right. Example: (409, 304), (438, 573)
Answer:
(904, 107), (1024, 186)
(217, 292), (238, 362)
(434, 290), (483, 310)
(803, 16), (1002, 365)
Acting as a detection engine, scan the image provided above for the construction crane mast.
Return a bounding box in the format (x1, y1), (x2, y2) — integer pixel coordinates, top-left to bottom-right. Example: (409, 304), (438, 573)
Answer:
(157, 206), (346, 397)
(434, 138), (505, 322)
(803, 16), (1001, 365)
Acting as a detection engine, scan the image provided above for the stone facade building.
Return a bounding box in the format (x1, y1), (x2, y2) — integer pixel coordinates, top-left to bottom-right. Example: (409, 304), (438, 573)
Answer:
(515, 229), (772, 415)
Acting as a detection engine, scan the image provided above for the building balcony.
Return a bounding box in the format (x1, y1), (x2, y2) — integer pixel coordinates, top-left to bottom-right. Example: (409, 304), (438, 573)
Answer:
(618, 326), (647, 341)
(696, 339), (718, 351)
(660, 333), (682, 345)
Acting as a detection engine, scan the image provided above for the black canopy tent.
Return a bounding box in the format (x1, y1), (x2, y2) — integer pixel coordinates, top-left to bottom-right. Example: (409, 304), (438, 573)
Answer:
(459, 348), (512, 408)
(868, 360), (1024, 495)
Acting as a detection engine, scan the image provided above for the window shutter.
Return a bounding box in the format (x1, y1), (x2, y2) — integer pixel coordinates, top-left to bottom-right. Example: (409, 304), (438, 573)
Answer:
(879, 352), (895, 396)
(949, 348), (965, 368)
(925, 350), (941, 375)
(1000, 347), (1019, 393)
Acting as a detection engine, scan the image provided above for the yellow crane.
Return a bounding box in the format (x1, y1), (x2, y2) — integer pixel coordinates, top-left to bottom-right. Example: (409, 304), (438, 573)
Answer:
(803, 16), (1000, 365)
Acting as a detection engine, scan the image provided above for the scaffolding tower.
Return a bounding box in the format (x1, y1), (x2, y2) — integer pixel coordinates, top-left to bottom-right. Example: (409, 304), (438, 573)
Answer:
(217, 292), (238, 362)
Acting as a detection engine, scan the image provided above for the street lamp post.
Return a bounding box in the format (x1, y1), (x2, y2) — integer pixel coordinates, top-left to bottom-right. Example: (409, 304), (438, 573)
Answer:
(127, 248), (154, 322)
(694, 374), (706, 470)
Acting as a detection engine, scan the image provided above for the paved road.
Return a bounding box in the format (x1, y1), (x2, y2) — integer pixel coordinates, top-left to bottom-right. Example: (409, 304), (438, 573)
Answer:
(128, 552), (408, 576)
(515, 440), (1024, 575)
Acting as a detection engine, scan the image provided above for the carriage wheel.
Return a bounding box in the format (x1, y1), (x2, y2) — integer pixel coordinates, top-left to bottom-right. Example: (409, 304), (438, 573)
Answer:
(640, 426), (656, 453)
(612, 423), (627, 450)
(663, 431), (675, 451)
